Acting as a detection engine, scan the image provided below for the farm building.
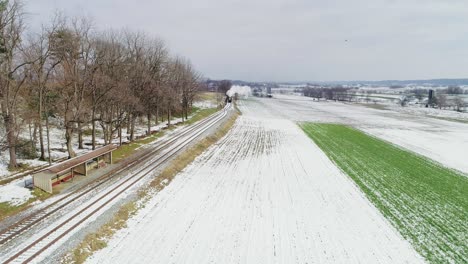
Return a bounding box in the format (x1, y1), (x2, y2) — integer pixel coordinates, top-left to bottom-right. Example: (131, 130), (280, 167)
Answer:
(33, 144), (117, 193)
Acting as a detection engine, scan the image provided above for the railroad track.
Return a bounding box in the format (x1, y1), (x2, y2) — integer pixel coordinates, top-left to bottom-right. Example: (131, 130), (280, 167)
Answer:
(0, 104), (230, 264)
(0, 106), (227, 246)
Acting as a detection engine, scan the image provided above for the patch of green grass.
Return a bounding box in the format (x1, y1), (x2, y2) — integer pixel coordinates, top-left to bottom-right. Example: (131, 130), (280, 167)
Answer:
(367, 95), (399, 100)
(112, 107), (218, 163)
(113, 106), (220, 164)
(356, 103), (388, 111)
(0, 202), (20, 220)
(112, 132), (165, 163)
(0, 188), (51, 221)
(68, 202), (138, 264)
(196, 92), (217, 102)
(186, 107), (218, 125)
(300, 123), (468, 264)
(7, 163), (32, 173)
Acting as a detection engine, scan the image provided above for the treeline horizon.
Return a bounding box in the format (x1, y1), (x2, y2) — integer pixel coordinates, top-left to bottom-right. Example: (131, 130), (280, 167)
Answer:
(0, 0), (203, 168)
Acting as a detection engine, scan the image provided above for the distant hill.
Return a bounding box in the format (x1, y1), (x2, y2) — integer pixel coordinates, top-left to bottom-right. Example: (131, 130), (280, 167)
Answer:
(325, 79), (468, 87)
(225, 79), (468, 87)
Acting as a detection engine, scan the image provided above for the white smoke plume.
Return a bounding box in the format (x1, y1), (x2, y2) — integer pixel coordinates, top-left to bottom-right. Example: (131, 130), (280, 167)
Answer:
(227, 85), (251, 97)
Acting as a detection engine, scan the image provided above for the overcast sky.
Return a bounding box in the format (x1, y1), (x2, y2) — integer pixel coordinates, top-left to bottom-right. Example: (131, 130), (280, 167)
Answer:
(24, 0), (468, 82)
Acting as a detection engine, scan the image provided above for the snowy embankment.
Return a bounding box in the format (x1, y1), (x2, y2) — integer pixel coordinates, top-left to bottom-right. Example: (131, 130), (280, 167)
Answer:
(88, 100), (423, 263)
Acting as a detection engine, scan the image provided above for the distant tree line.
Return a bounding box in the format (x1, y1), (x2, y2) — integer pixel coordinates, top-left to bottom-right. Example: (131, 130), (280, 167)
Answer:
(202, 79), (232, 106)
(0, 0), (202, 168)
(302, 86), (353, 101)
(301, 85), (467, 112)
(407, 88), (467, 111)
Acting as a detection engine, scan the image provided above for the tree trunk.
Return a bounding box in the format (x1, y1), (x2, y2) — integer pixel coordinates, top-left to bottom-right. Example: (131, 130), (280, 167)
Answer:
(167, 109), (171, 126)
(8, 132), (17, 168)
(28, 121), (33, 147)
(100, 122), (108, 145)
(38, 109), (45, 160)
(38, 120), (45, 160)
(126, 113), (131, 133)
(155, 106), (159, 125)
(147, 113), (151, 135)
(119, 124), (122, 146)
(65, 124), (76, 158)
(7, 122), (18, 168)
(130, 114), (135, 141)
(37, 87), (46, 159)
(45, 113), (52, 165)
(181, 106), (184, 123)
(91, 108), (96, 150)
(3, 111), (18, 168)
(108, 121), (112, 144)
(32, 122), (38, 158)
(78, 120), (84, 149)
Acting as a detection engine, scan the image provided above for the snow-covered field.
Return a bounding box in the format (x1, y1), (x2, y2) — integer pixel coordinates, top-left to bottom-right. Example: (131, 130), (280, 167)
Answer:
(253, 95), (468, 174)
(388, 104), (468, 121)
(88, 99), (423, 263)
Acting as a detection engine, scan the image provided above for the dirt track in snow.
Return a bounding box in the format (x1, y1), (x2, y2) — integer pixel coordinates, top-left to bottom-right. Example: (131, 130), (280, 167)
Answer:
(88, 98), (423, 264)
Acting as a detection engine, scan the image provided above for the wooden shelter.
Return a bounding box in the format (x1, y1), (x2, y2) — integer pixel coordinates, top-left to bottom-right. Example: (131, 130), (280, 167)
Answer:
(33, 144), (117, 193)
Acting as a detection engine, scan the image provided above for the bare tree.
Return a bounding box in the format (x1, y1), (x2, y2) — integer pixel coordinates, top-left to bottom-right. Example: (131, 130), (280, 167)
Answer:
(453, 97), (465, 112)
(49, 16), (95, 158)
(49, 25), (79, 158)
(165, 57), (185, 126)
(124, 31), (146, 140)
(218, 80), (231, 94)
(142, 38), (167, 134)
(90, 30), (126, 148)
(23, 20), (62, 160)
(436, 94), (447, 109)
(0, 0), (30, 168)
(0, 2), (205, 166)
(179, 59), (200, 120)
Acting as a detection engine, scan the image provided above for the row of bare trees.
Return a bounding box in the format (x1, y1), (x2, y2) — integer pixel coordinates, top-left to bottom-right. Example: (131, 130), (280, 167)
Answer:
(302, 86), (353, 101)
(0, 1), (201, 168)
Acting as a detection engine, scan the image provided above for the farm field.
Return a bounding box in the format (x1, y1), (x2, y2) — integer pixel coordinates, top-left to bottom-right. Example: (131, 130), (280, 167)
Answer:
(251, 95), (468, 174)
(87, 99), (423, 263)
(301, 123), (467, 263)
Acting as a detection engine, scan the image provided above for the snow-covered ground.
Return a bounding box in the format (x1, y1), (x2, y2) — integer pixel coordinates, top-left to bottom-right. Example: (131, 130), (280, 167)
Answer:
(388, 104), (468, 121)
(88, 99), (423, 263)
(193, 100), (217, 109)
(252, 95), (468, 174)
(0, 178), (34, 206)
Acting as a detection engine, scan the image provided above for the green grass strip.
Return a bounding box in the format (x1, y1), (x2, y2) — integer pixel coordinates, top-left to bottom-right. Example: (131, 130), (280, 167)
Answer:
(300, 123), (467, 264)
(185, 107), (218, 125)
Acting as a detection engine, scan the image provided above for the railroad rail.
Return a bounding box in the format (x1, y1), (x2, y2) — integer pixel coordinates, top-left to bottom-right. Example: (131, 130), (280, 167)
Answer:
(0, 104), (230, 264)
(0, 107), (226, 246)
